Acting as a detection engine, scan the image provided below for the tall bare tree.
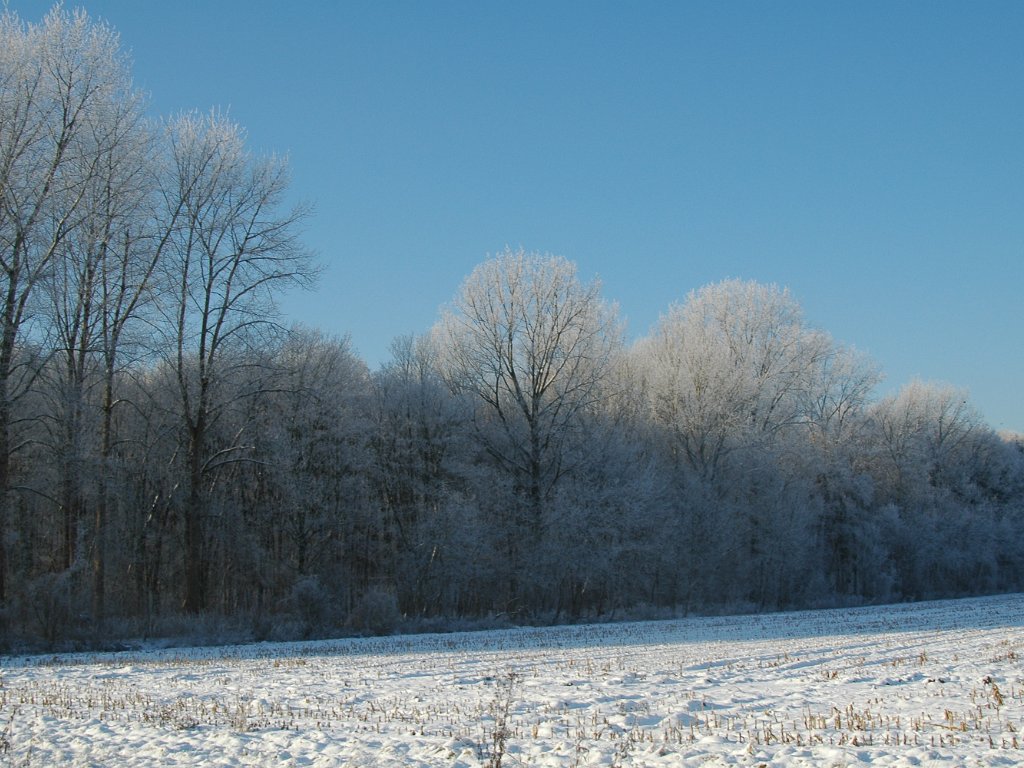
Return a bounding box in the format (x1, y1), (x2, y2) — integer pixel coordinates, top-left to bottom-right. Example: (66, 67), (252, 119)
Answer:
(437, 249), (619, 518)
(161, 111), (315, 613)
(0, 7), (136, 602)
(434, 249), (619, 607)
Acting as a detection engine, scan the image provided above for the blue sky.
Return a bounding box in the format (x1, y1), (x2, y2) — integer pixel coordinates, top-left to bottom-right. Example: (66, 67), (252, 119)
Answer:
(15, 1), (1024, 432)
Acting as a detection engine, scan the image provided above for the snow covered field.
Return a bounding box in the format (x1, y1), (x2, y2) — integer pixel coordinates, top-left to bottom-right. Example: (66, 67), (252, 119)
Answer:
(2, 594), (1023, 766)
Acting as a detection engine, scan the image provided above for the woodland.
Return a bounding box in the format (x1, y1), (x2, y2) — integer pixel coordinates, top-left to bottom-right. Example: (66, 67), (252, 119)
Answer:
(1, 7), (1022, 649)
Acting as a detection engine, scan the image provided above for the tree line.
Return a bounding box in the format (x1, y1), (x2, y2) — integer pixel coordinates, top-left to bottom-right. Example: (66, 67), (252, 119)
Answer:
(2, 7), (1022, 648)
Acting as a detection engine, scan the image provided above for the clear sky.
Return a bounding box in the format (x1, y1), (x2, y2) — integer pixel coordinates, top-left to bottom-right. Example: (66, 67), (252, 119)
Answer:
(13, 1), (1024, 432)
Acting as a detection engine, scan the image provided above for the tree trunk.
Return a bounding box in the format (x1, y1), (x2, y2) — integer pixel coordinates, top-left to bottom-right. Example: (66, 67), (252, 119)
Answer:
(92, 366), (117, 623)
(0, 295), (19, 604)
(184, 429), (206, 613)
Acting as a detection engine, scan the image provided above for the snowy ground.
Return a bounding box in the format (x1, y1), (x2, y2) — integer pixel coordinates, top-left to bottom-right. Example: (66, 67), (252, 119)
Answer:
(2, 595), (1023, 766)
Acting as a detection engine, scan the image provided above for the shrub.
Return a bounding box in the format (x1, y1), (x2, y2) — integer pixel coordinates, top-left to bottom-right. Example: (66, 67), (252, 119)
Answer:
(288, 576), (334, 639)
(24, 571), (73, 648)
(349, 588), (401, 636)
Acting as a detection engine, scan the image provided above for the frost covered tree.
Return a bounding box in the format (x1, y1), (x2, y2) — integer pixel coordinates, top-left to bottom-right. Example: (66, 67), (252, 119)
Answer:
(42, 64), (160, 622)
(0, 7), (146, 604)
(184, 326), (373, 628)
(635, 280), (860, 607)
(639, 280), (832, 484)
(160, 111), (315, 613)
(867, 380), (982, 506)
(258, 329), (369, 580)
(544, 362), (664, 618)
(369, 333), (477, 617)
(436, 249), (620, 518)
(793, 344), (883, 598)
(861, 381), (1014, 597)
(434, 249), (620, 608)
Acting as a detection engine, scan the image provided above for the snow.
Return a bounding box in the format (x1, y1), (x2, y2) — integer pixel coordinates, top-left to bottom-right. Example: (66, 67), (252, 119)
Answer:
(2, 594), (1023, 766)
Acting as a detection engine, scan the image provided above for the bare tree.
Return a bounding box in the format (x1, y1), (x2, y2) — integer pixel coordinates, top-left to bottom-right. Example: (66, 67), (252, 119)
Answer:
(636, 280), (848, 607)
(253, 328), (371, 590)
(867, 379), (983, 505)
(802, 345), (880, 456)
(0, 7), (136, 602)
(44, 63), (158, 625)
(437, 249), (619, 517)
(86, 124), (173, 622)
(434, 249), (619, 607)
(160, 110), (315, 613)
(639, 279), (832, 484)
(371, 333), (472, 616)
(797, 345), (881, 597)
